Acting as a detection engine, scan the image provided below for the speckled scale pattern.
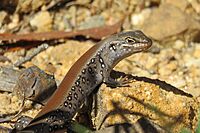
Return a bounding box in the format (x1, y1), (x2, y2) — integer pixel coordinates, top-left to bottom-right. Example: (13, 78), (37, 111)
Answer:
(21, 48), (109, 133)
(34, 48), (109, 132)
(60, 46), (107, 116)
(17, 30), (152, 132)
(28, 109), (70, 132)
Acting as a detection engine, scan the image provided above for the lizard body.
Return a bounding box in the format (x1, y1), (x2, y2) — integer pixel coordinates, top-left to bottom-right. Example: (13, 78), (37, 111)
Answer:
(16, 30), (152, 132)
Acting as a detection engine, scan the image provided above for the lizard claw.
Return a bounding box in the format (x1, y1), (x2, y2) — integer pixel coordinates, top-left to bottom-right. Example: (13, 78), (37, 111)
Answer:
(104, 76), (131, 88)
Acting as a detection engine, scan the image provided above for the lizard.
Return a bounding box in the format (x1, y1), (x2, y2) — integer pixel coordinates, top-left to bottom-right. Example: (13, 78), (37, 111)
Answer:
(14, 30), (152, 132)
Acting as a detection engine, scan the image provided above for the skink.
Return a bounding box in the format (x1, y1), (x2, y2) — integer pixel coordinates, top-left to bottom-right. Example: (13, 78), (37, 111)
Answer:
(16, 30), (152, 132)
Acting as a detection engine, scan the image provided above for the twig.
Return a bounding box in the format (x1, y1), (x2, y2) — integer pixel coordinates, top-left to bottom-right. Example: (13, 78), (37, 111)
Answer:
(14, 43), (49, 67)
(0, 19), (124, 44)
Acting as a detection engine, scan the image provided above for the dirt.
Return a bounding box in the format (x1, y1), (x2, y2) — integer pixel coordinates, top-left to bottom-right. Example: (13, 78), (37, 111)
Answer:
(0, 0), (200, 132)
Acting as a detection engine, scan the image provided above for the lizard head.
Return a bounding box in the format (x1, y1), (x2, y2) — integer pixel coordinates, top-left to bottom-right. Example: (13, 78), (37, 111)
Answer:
(112, 30), (152, 53)
(104, 30), (152, 67)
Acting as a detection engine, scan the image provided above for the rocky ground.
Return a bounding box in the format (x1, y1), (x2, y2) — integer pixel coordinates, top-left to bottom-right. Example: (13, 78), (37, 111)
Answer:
(0, 0), (200, 133)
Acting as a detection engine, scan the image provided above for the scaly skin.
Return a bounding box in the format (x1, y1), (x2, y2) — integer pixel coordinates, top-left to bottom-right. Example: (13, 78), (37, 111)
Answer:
(15, 30), (152, 133)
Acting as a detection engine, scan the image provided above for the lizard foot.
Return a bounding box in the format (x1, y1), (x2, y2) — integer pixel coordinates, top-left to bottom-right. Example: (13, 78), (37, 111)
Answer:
(104, 76), (131, 88)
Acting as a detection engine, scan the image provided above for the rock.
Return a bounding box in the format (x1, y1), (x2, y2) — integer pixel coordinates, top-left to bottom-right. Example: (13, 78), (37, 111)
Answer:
(91, 78), (198, 132)
(188, 0), (200, 13)
(158, 60), (177, 76)
(164, 0), (189, 11)
(0, 11), (8, 29)
(184, 57), (200, 67)
(193, 44), (200, 58)
(94, 117), (167, 133)
(30, 11), (52, 32)
(0, 93), (11, 110)
(141, 3), (200, 41)
(78, 15), (105, 30)
(16, 0), (48, 13)
(8, 14), (19, 30)
(131, 8), (151, 26)
(173, 40), (185, 49)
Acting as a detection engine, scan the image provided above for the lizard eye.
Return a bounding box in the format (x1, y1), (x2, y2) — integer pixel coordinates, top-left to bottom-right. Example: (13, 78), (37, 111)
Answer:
(125, 37), (136, 43)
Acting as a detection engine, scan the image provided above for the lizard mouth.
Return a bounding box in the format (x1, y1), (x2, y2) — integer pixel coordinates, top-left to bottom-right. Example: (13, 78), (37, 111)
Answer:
(123, 41), (152, 51)
(140, 42), (152, 50)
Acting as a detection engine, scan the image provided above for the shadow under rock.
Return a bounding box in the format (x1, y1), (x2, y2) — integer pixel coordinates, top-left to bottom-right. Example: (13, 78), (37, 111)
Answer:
(110, 70), (193, 98)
